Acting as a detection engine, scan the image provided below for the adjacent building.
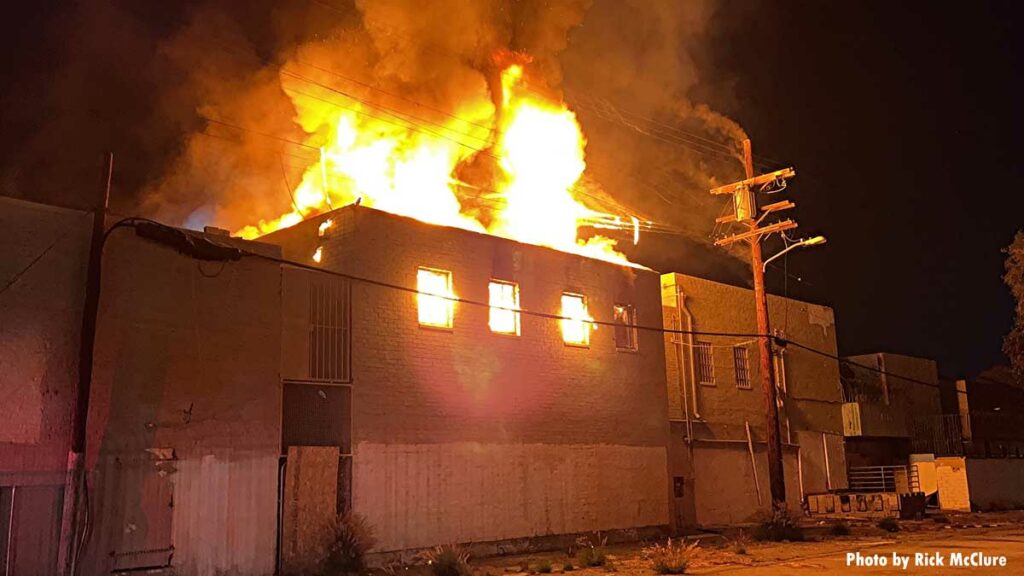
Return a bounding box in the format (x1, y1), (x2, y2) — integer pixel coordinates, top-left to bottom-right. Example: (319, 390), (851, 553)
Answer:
(661, 273), (848, 527)
(839, 353), (946, 467)
(0, 197), (91, 575)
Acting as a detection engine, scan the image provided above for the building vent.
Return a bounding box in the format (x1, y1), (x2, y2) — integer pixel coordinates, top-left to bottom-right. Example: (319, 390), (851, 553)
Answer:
(309, 277), (351, 381)
(282, 383), (351, 453)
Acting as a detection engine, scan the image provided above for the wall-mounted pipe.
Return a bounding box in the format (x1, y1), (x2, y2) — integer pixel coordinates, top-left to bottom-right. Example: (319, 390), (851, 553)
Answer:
(672, 286), (692, 444)
(677, 288), (701, 420)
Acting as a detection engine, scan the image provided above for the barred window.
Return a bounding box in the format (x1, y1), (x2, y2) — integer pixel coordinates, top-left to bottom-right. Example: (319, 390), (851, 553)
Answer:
(309, 277), (350, 381)
(734, 345), (751, 389)
(696, 341), (715, 385)
(613, 304), (638, 351)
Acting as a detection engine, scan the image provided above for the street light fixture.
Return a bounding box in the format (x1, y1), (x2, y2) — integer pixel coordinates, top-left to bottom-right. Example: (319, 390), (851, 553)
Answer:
(762, 235), (827, 271)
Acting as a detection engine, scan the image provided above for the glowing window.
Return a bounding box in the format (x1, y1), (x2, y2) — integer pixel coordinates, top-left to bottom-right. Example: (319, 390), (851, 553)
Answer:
(417, 267), (453, 328)
(488, 280), (520, 335)
(613, 304), (637, 351)
(560, 293), (592, 346)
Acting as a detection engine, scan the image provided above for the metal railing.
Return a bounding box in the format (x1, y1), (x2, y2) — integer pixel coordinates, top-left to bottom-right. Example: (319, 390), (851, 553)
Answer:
(847, 465), (920, 494)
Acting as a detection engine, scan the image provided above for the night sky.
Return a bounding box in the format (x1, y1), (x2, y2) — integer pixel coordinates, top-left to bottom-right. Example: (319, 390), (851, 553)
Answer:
(1, 1), (1021, 378)
(691, 1), (1024, 378)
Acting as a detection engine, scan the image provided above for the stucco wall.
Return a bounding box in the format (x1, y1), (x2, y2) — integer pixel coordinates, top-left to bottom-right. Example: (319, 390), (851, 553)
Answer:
(83, 228), (283, 575)
(0, 197), (91, 475)
(267, 206), (671, 551)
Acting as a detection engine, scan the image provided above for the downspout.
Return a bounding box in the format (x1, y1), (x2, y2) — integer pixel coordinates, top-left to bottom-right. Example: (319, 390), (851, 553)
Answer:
(673, 286), (692, 444)
(677, 288), (701, 420)
(822, 432), (832, 491)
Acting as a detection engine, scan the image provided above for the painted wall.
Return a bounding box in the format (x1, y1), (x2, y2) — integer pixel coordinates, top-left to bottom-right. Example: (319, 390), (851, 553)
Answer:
(266, 206), (671, 552)
(0, 197), (90, 474)
(0, 197), (91, 575)
(83, 228), (283, 575)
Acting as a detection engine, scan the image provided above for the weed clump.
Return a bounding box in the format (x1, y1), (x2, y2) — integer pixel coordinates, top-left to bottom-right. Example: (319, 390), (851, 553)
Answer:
(574, 534), (608, 567)
(324, 513), (377, 575)
(829, 521), (851, 536)
(642, 539), (700, 574)
(422, 544), (472, 576)
(878, 517), (900, 533)
(752, 509), (805, 542)
(730, 532), (751, 555)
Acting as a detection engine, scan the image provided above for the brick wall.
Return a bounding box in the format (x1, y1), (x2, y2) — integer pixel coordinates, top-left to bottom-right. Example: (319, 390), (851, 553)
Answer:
(660, 272), (847, 525)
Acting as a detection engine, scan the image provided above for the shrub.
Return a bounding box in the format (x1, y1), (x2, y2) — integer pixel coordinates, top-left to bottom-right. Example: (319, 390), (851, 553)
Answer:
(422, 544), (472, 576)
(537, 559), (552, 574)
(642, 539), (700, 574)
(729, 532), (751, 555)
(829, 521), (851, 536)
(324, 513), (377, 574)
(562, 562), (575, 572)
(878, 517), (900, 533)
(576, 548), (607, 567)
(574, 534), (608, 567)
(729, 532), (753, 553)
(752, 509), (805, 542)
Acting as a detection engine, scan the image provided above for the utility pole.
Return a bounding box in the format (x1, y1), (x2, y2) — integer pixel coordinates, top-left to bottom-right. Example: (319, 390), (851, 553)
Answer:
(59, 153), (114, 575)
(710, 139), (796, 513)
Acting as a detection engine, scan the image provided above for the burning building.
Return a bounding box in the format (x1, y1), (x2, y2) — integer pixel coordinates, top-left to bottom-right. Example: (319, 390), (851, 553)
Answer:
(2, 190), (863, 573)
(263, 204), (670, 558)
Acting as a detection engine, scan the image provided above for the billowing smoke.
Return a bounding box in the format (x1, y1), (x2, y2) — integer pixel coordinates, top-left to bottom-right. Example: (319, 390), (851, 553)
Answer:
(141, 0), (748, 242)
(3, 0), (750, 266)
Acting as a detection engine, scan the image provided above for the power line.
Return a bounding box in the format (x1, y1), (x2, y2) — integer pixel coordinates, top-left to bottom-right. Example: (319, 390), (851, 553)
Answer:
(117, 217), (945, 395)
(291, 58), (497, 134)
(782, 339), (945, 391)
(282, 69), (495, 147)
(122, 217), (765, 340)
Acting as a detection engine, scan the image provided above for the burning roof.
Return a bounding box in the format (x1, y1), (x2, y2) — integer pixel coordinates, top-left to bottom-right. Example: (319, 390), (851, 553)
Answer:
(235, 58), (637, 266)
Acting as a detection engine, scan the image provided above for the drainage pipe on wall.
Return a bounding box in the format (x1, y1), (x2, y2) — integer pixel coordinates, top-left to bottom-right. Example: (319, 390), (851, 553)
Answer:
(673, 286), (693, 444)
(676, 288), (701, 420)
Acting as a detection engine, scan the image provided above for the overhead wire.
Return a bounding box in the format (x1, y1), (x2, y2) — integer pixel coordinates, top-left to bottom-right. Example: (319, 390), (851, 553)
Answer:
(197, 34), (810, 257)
(0, 212), (93, 299)
(115, 218), (943, 394)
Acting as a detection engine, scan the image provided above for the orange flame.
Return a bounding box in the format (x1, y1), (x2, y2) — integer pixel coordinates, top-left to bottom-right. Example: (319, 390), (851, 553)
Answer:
(236, 61), (628, 265)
